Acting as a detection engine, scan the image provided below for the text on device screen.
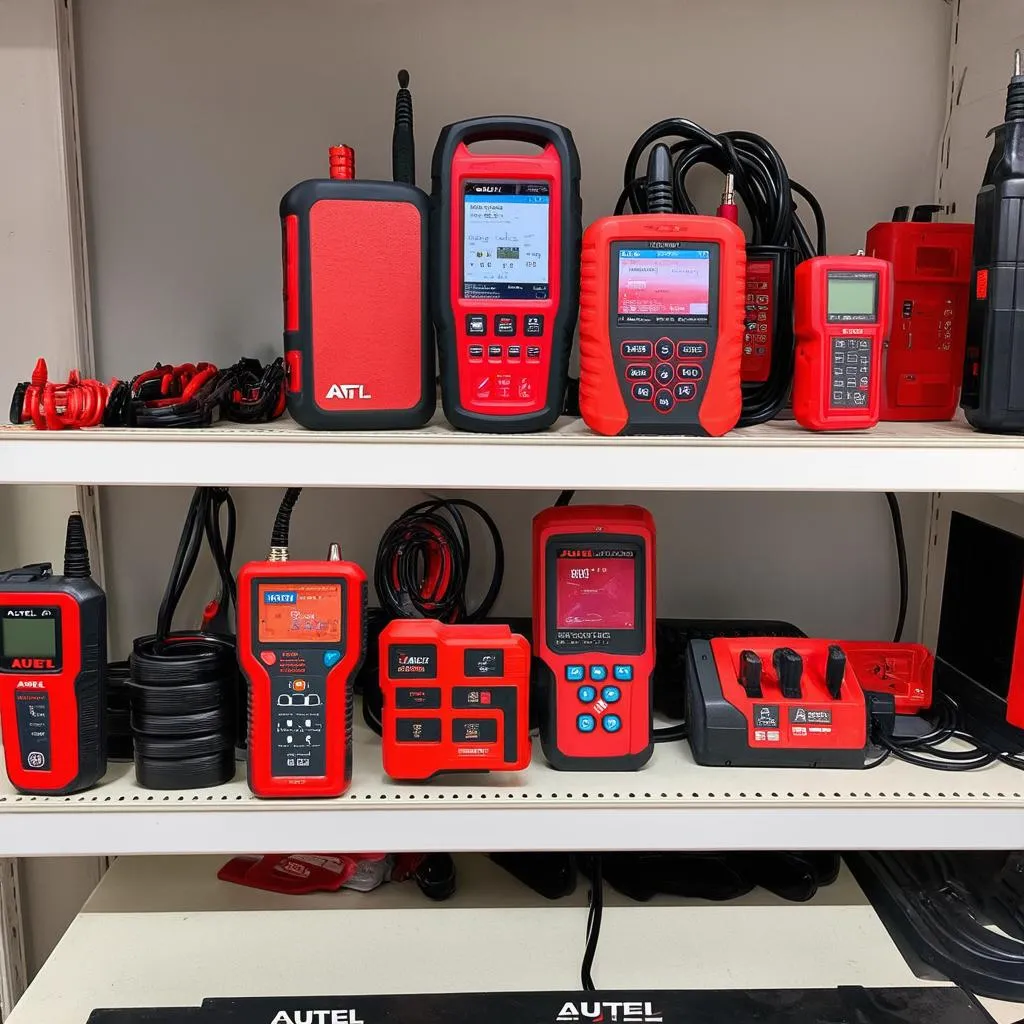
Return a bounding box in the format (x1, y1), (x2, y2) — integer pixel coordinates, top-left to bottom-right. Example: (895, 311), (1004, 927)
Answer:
(257, 584), (342, 644)
(618, 248), (711, 324)
(827, 274), (878, 319)
(556, 554), (636, 629)
(463, 182), (550, 300)
(1, 618), (57, 658)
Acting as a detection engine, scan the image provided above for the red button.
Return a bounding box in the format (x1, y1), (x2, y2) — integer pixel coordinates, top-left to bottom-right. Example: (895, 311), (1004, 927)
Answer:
(260, 651), (277, 666)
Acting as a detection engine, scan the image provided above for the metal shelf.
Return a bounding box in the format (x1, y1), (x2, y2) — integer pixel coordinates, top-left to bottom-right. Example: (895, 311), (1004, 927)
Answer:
(2, 720), (1022, 855)
(3, 415), (1024, 491)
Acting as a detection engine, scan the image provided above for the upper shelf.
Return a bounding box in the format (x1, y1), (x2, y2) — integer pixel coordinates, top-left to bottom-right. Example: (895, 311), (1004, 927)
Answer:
(3, 415), (1024, 491)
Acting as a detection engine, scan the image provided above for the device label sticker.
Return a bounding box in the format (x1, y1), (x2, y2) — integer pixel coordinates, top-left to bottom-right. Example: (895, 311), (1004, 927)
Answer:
(388, 644), (438, 678)
(395, 718), (442, 743)
(453, 718), (498, 743)
(395, 687), (442, 709)
(753, 704), (779, 729)
(788, 707), (832, 725)
(464, 649), (505, 677)
(15, 691), (50, 771)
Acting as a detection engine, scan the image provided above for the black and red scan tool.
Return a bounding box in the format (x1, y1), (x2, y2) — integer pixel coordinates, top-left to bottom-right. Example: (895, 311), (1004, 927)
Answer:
(431, 116), (582, 432)
(532, 505), (655, 770)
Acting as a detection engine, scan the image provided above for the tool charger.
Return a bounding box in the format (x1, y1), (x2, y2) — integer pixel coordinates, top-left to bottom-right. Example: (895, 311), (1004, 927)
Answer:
(686, 637), (869, 768)
(379, 619), (530, 780)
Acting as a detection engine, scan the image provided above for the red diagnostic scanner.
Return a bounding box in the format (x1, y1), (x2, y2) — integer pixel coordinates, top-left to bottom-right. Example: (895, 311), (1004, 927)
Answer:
(533, 505), (655, 770)
(866, 211), (973, 421)
(579, 215), (746, 436)
(379, 619), (531, 780)
(431, 117), (582, 433)
(793, 255), (894, 430)
(237, 556), (367, 798)
(686, 637), (869, 769)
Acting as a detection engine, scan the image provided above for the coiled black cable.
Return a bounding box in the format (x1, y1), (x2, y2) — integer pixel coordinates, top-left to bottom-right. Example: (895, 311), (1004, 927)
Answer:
(618, 118), (826, 426)
(272, 488), (302, 551)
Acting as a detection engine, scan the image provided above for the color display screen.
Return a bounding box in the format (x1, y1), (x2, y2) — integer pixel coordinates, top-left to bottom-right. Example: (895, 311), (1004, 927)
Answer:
(1, 618), (57, 658)
(257, 584), (342, 644)
(827, 275), (878, 317)
(463, 181), (550, 300)
(555, 555), (636, 629)
(617, 248), (711, 323)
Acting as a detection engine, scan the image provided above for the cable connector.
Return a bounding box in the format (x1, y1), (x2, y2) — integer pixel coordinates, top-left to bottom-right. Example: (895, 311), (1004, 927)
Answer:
(392, 69), (415, 186)
(62, 512), (92, 580)
(866, 691), (896, 744)
(717, 172), (739, 224)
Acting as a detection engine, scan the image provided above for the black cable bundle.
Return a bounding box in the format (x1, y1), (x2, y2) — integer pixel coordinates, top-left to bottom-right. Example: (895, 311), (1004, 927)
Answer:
(618, 119), (826, 426)
(128, 487), (239, 788)
(106, 660), (133, 759)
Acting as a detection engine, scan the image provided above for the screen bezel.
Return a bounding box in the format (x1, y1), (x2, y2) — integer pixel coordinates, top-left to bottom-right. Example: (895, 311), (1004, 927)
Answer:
(253, 578), (348, 648)
(0, 606), (63, 671)
(460, 180), (552, 301)
(544, 534), (647, 655)
(826, 271), (880, 324)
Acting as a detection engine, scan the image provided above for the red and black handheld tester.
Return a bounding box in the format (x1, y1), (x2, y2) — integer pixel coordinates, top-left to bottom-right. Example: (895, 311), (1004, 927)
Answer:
(430, 117), (582, 433)
(686, 638), (869, 769)
(532, 505), (655, 770)
(578, 215), (746, 436)
(792, 255), (894, 431)
(866, 209), (973, 421)
(0, 514), (106, 795)
(237, 554), (367, 798)
(379, 619), (530, 780)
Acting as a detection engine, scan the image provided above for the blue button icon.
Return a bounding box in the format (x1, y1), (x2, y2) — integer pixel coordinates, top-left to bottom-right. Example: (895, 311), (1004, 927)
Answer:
(577, 714), (596, 733)
(323, 650), (342, 668)
(601, 685), (621, 704)
(589, 665), (608, 682)
(613, 664), (633, 681)
(578, 685), (597, 703)
(603, 715), (622, 733)
(566, 665), (585, 681)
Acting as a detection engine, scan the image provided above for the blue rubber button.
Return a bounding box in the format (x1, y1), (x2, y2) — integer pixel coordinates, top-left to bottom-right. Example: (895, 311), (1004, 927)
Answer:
(613, 664), (633, 681)
(601, 685), (621, 704)
(589, 664), (608, 681)
(602, 714), (622, 733)
(323, 650), (342, 668)
(578, 685), (597, 703)
(566, 665), (585, 681)
(577, 714), (596, 733)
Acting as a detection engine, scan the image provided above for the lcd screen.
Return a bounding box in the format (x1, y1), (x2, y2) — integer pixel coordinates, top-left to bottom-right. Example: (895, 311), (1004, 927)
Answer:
(258, 584), (342, 644)
(556, 556), (636, 629)
(617, 248), (710, 322)
(828, 276), (878, 317)
(1, 618), (57, 658)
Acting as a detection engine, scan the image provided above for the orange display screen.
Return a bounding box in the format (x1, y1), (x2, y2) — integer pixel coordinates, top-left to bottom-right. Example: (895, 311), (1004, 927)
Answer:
(257, 583), (342, 644)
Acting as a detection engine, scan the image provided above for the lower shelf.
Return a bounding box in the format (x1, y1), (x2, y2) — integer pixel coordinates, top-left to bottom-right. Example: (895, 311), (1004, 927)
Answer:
(1, 720), (1023, 855)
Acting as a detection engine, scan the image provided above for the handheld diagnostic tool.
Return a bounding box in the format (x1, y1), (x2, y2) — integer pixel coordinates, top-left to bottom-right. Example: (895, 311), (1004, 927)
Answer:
(237, 552), (367, 798)
(431, 117), (582, 433)
(0, 513), (106, 795)
(793, 255), (894, 431)
(379, 619), (531, 780)
(579, 214), (746, 436)
(532, 505), (655, 770)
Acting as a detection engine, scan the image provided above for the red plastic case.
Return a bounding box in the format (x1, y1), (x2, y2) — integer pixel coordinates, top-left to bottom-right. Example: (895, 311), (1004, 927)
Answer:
(379, 619), (531, 780)
(841, 641), (933, 713)
(866, 221), (973, 421)
(532, 505), (655, 770)
(237, 559), (367, 798)
(579, 214), (746, 436)
(792, 256), (894, 431)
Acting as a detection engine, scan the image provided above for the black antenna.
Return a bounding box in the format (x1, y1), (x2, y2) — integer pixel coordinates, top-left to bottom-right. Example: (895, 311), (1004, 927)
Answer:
(393, 69), (415, 186)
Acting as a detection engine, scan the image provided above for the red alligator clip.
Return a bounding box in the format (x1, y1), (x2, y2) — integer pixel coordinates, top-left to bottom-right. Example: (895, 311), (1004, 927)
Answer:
(15, 359), (113, 430)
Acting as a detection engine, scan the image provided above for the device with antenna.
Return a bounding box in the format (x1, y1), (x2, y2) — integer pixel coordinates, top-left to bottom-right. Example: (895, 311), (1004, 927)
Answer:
(281, 71), (433, 430)
(237, 489), (368, 798)
(0, 512), (107, 794)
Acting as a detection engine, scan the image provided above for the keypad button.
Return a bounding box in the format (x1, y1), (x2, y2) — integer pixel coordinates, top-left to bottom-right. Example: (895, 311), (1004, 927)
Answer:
(601, 685), (621, 704)
(632, 383), (654, 402)
(526, 346), (542, 360)
(626, 364), (652, 380)
(602, 714), (622, 733)
(677, 364), (704, 381)
(655, 363), (674, 385)
(656, 338), (674, 360)
(466, 315), (487, 336)
(323, 651), (342, 668)
(468, 345), (484, 359)
(495, 315), (517, 336)
(654, 389), (674, 412)
(507, 345), (522, 360)
(613, 664), (633, 681)
(578, 685), (597, 703)
(524, 315), (544, 336)
(621, 341), (653, 358)
(589, 665), (608, 682)
(488, 345), (503, 359)
(674, 383), (697, 402)
(577, 714), (597, 733)
(677, 341), (708, 358)
(566, 665), (585, 681)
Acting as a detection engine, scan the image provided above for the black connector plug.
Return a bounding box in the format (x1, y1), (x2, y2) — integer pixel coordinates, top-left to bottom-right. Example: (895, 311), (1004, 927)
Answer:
(1006, 49), (1024, 122)
(773, 647), (803, 699)
(645, 143), (674, 215)
(392, 69), (415, 186)
(63, 512), (92, 580)
(739, 650), (763, 698)
(825, 645), (846, 700)
(867, 691), (896, 744)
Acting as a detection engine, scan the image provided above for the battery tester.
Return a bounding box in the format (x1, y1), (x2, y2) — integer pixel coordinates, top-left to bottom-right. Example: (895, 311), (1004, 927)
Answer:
(431, 117), (582, 433)
(237, 490), (367, 798)
(532, 504), (655, 770)
(0, 513), (106, 795)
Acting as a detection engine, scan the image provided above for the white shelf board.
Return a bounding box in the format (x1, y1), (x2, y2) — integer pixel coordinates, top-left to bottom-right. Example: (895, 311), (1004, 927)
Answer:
(2, 720), (1022, 855)
(6, 854), (951, 1024)
(3, 415), (1024, 491)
